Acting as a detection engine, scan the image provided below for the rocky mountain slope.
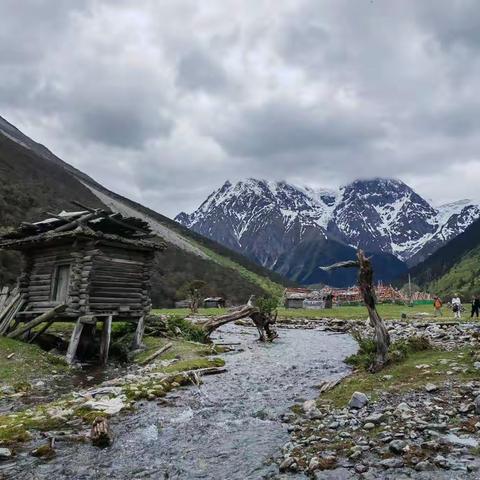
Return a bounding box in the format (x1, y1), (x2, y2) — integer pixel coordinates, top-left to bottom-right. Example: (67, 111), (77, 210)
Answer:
(408, 217), (480, 299)
(177, 178), (479, 285)
(0, 116), (286, 305)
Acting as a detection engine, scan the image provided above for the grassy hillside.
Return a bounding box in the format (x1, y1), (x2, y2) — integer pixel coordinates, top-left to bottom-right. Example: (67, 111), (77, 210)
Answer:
(0, 134), (105, 285)
(408, 218), (480, 299)
(428, 245), (480, 299)
(0, 122), (286, 305)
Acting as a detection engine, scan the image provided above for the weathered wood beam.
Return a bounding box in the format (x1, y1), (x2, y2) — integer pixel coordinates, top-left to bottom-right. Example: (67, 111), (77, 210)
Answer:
(131, 315), (145, 350)
(99, 315), (112, 366)
(7, 304), (66, 339)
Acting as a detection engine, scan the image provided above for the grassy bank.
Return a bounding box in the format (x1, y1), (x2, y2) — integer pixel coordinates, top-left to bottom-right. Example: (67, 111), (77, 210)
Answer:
(320, 347), (477, 408)
(154, 302), (468, 322)
(0, 337), (69, 386)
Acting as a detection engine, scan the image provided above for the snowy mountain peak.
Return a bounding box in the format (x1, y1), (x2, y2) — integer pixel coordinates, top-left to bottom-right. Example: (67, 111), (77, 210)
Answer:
(176, 177), (480, 269)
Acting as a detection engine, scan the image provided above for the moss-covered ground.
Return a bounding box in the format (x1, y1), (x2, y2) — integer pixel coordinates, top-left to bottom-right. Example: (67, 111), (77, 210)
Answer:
(0, 337), (69, 386)
(0, 332), (225, 447)
(319, 347), (478, 408)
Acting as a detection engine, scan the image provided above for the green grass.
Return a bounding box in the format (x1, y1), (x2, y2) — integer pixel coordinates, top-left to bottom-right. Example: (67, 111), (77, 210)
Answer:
(321, 348), (477, 408)
(153, 303), (466, 322)
(0, 337), (69, 385)
(132, 336), (219, 365)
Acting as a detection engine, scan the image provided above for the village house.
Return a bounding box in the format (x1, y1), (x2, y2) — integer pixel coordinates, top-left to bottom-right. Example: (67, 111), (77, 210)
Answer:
(203, 297), (226, 308)
(0, 205), (165, 364)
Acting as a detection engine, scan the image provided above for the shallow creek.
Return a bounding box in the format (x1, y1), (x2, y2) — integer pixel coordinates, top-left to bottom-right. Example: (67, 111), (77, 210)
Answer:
(7, 324), (356, 480)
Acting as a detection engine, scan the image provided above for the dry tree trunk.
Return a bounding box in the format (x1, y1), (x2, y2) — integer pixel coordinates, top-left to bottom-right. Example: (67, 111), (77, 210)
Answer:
(356, 250), (390, 372)
(196, 296), (278, 341)
(321, 249), (390, 372)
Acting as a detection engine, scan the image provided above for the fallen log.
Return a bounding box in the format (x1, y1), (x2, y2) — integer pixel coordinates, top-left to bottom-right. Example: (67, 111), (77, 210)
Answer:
(7, 304), (67, 339)
(139, 342), (173, 365)
(91, 417), (113, 448)
(197, 304), (257, 336)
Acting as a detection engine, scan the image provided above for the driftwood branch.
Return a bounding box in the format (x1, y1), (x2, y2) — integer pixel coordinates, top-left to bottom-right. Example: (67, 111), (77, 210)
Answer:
(196, 295), (278, 342)
(321, 250), (390, 372)
(139, 342), (173, 365)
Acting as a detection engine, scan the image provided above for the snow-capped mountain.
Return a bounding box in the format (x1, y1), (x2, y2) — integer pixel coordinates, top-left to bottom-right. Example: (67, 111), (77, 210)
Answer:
(176, 178), (480, 280)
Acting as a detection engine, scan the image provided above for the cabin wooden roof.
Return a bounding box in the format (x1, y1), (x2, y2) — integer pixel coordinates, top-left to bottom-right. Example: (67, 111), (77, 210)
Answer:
(0, 205), (167, 251)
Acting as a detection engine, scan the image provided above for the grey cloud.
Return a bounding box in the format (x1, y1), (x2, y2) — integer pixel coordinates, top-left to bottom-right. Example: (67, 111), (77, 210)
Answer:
(2, 0), (480, 217)
(176, 49), (229, 93)
(213, 101), (385, 157)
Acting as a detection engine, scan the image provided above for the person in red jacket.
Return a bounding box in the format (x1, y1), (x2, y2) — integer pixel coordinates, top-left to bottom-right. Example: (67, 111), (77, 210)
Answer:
(433, 296), (443, 317)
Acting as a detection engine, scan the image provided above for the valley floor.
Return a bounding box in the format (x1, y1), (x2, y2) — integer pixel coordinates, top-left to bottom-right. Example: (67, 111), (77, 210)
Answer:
(154, 302), (472, 322)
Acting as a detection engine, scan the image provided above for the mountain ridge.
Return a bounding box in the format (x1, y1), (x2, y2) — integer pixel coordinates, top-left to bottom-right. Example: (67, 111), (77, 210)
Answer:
(177, 178), (480, 284)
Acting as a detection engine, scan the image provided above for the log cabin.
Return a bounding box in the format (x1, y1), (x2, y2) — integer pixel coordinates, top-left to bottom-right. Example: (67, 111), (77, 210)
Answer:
(0, 205), (165, 364)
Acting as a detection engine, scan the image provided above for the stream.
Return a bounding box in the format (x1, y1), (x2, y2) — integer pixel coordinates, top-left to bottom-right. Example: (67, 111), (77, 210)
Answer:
(7, 324), (356, 480)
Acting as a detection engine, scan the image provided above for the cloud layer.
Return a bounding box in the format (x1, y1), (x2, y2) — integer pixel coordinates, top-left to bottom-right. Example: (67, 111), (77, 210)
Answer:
(2, 0), (480, 216)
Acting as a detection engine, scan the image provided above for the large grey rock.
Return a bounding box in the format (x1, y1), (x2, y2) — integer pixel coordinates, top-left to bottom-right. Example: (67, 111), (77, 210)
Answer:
(303, 399), (317, 413)
(379, 458), (404, 468)
(425, 383), (439, 393)
(365, 412), (384, 424)
(389, 439), (407, 454)
(415, 461), (432, 471)
(0, 448), (12, 460)
(279, 457), (297, 472)
(475, 394), (480, 414)
(348, 392), (368, 409)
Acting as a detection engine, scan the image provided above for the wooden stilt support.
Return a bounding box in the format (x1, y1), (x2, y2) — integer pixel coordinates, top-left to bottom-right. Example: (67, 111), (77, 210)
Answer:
(28, 319), (55, 344)
(99, 315), (112, 366)
(131, 315), (145, 350)
(66, 315), (93, 364)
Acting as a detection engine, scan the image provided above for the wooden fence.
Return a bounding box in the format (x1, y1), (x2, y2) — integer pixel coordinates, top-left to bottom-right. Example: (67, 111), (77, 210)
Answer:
(0, 285), (24, 336)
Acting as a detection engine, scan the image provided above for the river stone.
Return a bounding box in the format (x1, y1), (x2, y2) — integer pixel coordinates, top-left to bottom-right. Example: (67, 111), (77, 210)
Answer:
(415, 461), (432, 471)
(389, 439), (407, 454)
(0, 385), (15, 395)
(379, 458), (404, 468)
(348, 392), (368, 409)
(0, 448), (12, 460)
(425, 383), (439, 393)
(363, 422), (375, 430)
(474, 395), (480, 414)
(303, 400), (317, 413)
(279, 457), (296, 472)
(365, 412), (384, 424)
(308, 457), (320, 471)
(440, 433), (479, 448)
(433, 455), (448, 469)
(394, 402), (410, 414)
(354, 464), (368, 474)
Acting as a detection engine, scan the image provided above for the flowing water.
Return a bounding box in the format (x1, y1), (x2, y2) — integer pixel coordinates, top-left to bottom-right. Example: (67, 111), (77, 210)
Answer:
(6, 325), (356, 480)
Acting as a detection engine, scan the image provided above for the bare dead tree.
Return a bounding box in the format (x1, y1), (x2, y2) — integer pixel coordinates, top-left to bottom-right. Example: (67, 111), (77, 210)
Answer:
(321, 249), (390, 372)
(196, 295), (278, 342)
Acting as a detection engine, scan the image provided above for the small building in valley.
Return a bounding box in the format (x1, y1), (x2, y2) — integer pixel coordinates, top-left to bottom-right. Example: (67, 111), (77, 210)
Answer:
(0, 206), (165, 364)
(203, 297), (226, 308)
(283, 288), (311, 309)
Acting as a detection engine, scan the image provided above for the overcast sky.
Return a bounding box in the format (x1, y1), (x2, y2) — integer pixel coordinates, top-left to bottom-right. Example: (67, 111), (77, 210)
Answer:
(2, 0), (480, 217)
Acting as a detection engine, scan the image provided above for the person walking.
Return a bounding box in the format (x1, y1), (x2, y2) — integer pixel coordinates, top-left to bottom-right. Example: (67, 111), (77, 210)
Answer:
(433, 296), (443, 317)
(471, 295), (480, 319)
(452, 294), (462, 319)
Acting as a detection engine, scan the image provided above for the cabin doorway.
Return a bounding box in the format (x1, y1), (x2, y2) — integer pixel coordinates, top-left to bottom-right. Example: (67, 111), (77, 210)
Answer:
(52, 264), (71, 302)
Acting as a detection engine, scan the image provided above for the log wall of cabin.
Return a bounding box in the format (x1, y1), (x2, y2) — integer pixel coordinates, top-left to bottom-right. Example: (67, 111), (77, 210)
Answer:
(89, 244), (153, 317)
(21, 243), (84, 315)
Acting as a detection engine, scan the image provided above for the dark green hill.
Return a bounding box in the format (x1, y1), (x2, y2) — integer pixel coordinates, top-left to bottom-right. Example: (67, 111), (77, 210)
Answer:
(407, 218), (480, 299)
(0, 116), (286, 305)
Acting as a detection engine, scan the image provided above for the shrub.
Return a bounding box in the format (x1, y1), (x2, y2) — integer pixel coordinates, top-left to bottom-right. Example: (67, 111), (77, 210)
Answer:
(166, 316), (207, 343)
(347, 329), (432, 371)
(255, 296), (279, 315)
